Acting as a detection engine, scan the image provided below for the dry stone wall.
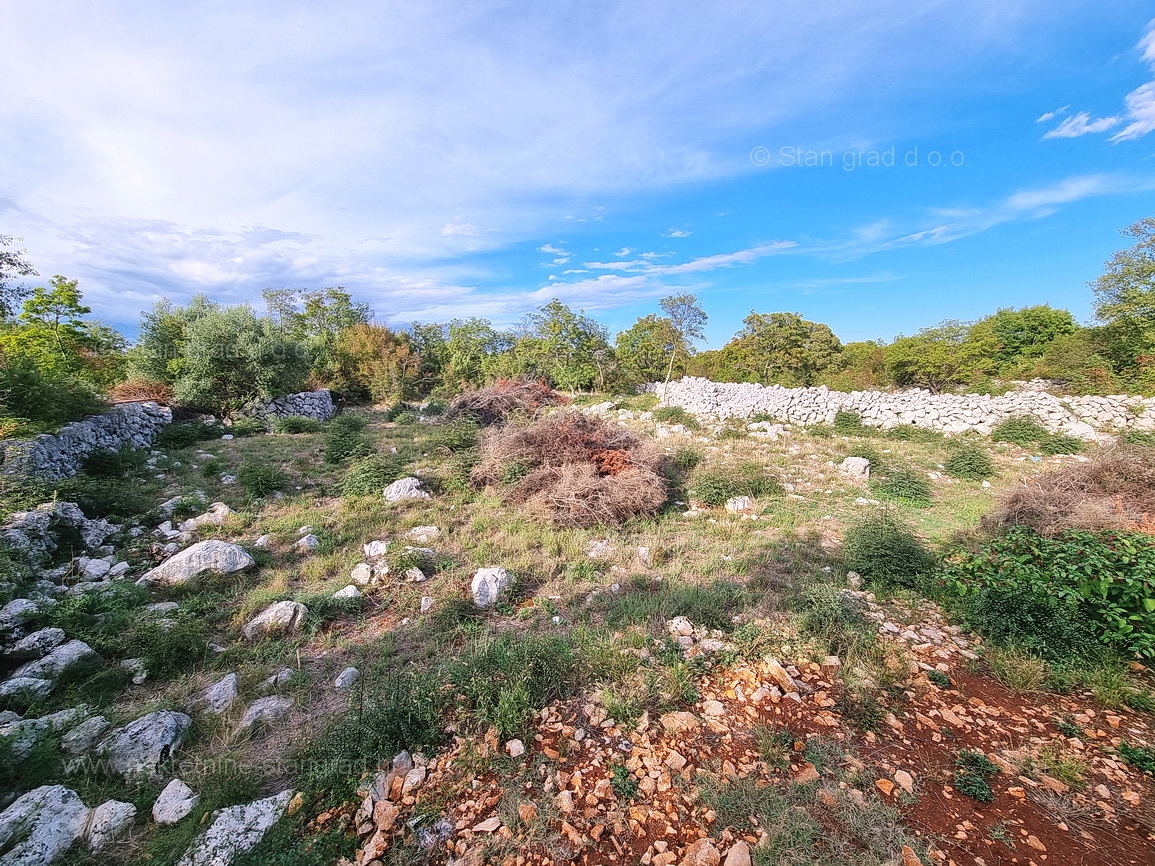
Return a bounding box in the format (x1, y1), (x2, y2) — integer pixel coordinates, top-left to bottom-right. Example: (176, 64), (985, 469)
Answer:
(655, 377), (1155, 439)
(248, 389), (336, 422)
(1, 402), (172, 481)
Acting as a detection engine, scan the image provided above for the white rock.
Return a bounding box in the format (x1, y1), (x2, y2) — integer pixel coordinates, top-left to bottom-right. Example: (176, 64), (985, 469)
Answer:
(724, 496), (753, 513)
(254, 534), (272, 548)
(62, 716), (110, 755)
(471, 567), (511, 608)
(152, 779), (199, 825)
(175, 790), (293, 866)
(586, 539), (612, 559)
(146, 601), (180, 614)
(0, 677), (55, 699)
(9, 627), (66, 660)
(420, 596), (434, 614)
(505, 739), (525, 758)
(362, 540), (389, 559)
(242, 601), (308, 641)
(383, 477), (430, 503)
(333, 667), (359, 690)
(99, 710), (192, 779)
(259, 668), (295, 691)
(177, 502), (235, 533)
(332, 585), (361, 600)
(85, 800), (136, 851)
(407, 525), (440, 543)
(0, 785), (90, 866)
(295, 534), (320, 554)
(201, 674), (240, 715)
(79, 558), (112, 579)
(13, 639), (98, 680)
(235, 696), (292, 734)
(137, 540), (254, 586)
(349, 563), (374, 585)
(403, 566), (426, 582)
(839, 456), (871, 478)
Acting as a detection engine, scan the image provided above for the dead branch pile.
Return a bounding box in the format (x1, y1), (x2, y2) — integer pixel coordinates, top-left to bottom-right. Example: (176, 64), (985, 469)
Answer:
(983, 444), (1155, 536)
(472, 412), (668, 527)
(108, 378), (175, 404)
(444, 379), (567, 426)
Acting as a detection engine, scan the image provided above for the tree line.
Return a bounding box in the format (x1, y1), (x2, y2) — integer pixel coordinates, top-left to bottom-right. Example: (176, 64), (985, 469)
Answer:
(1, 217), (1153, 433)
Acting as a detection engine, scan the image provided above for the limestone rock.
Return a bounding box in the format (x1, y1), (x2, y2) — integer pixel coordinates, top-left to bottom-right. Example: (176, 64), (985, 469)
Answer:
(153, 779), (199, 825)
(0, 677), (55, 700)
(85, 800), (136, 851)
(201, 674), (240, 715)
(12, 639), (98, 680)
(679, 838), (720, 866)
(383, 477), (430, 503)
(137, 540), (255, 586)
(363, 540), (389, 559)
(259, 668), (294, 691)
(471, 567), (511, 608)
(175, 789), (293, 866)
(8, 627), (66, 660)
(242, 601), (307, 641)
(236, 696), (292, 733)
(62, 716), (110, 755)
(839, 456), (871, 478)
(99, 710), (192, 779)
(723, 841), (752, 866)
(0, 785), (90, 866)
(332, 585), (361, 600)
(295, 534), (320, 554)
(178, 502), (234, 533)
(334, 667), (359, 690)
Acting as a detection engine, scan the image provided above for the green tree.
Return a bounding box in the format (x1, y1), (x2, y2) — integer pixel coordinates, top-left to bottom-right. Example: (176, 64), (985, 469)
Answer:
(885, 320), (992, 391)
(1035, 329), (1121, 395)
(615, 314), (680, 388)
(172, 306), (310, 414)
(1091, 217), (1155, 374)
(17, 276), (92, 365)
(513, 299), (612, 392)
(407, 322), (449, 394)
(334, 323), (420, 402)
(0, 235), (37, 320)
(126, 295), (218, 384)
(446, 318), (513, 388)
(723, 311), (842, 386)
(968, 305), (1078, 370)
(818, 340), (890, 390)
(657, 293), (708, 393)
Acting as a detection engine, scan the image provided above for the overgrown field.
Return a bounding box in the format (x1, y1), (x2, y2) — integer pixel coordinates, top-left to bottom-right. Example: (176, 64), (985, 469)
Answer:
(2, 397), (1155, 866)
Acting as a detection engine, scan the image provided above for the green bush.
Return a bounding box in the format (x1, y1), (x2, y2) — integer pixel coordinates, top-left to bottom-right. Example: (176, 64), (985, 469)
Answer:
(1117, 741), (1155, 773)
(80, 446), (145, 478)
(651, 406), (701, 431)
(229, 417), (267, 437)
(383, 403), (415, 422)
(422, 400), (446, 417)
(939, 527), (1155, 660)
(272, 415), (322, 434)
(943, 443), (993, 480)
(1040, 434), (1083, 455)
(870, 468), (933, 507)
(237, 460), (287, 497)
(0, 356), (106, 427)
(954, 749), (998, 802)
(689, 462), (782, 506)
(671, 446), (703, 472)
(52, 474), (151, 519)
(340, 454), (405, 497)
(846, 443), (885, 470)
(392, 410), (419, 425)
(1121, 430), (1155, 447)
(156, 421), (225, 449)
(323, 415), (371, 464)
(991, 415), (1049, 446)
(842, 512), (936, 586)
(429, 418), (480, 452)
(962, 583), (1101, 662)
(833, 409), (870, 436)
(797, 584), (874, 656)
(886, 424), (943, 443)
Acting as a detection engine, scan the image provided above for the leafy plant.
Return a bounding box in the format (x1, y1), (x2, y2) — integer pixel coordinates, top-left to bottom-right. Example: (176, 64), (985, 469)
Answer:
(1117, 741), (1155, 773)
(954, 749), (998, 802)
(944, 443), (993, 480)
(842, 511), (936, 586)
(272, 415), (322, 434)
(927, 670), (952, 689)
(689, 461), (782, 506)
(991, 415), (1049, 446)
(610, 764), (638, 800)
(1039, 434), (1083, 455)
(237, 460), (287, 497)
(229, 417), (267, 437)
(651, 405), (701, 430)
(340, 454), (404, 496)
(833, 409), (870, 435)
(870, 468), (932, 507)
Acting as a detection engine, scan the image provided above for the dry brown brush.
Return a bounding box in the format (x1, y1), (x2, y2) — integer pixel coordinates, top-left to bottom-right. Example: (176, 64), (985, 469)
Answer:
(983, 444), (1155, 536)
(472, 412), (668, 527)
(444, 378), (567, 426)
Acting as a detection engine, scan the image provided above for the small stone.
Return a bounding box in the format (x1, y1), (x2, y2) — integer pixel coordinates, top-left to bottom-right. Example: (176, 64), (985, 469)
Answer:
(334, 667), (360, 690)
(900, 846), (921, 866)
(332, 585), (361, 600)
(893, 769), (914, 795)
(420, 596), (434, 614)
(153, 779), (199, 825)
(723, 841), (752, 866)
(679, 838), (720, 866)
(295, 534), (321, 554)
(505, 739), (525, 758)
(471, 567), (511, 608)
(236, 696), (293, 734)
(242, 601), (308, 641)
(471, 816), (501, 833)
(86, 799), (137, 851)
(201, 673), (240, 715)
(260, 668), (294, 691)
(875, 778), (895, 796)
(383, 477), (430, 503)
(518, 802), (538, 824)
(363, 540), (389, 559)
(350, 563), (374, 585)
(62, 716), (110, 755)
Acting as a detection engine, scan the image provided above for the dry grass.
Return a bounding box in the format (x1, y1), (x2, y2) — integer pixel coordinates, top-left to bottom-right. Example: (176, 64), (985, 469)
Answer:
(472, 412), (668, 527)
(108, 378), (175, 404)
(444, 378), (567, 426)
(983, 444), (1155, 536)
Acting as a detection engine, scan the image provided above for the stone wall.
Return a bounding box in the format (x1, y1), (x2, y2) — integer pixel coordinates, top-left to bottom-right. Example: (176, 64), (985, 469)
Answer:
(248, 389), (336, 422)
(655, 378), (1155, 439)
(1, 402), (173, 481)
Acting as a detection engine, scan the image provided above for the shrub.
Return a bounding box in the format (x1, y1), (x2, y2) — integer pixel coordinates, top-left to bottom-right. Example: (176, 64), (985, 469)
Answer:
(80, 446), (145, 478)
(689, 462), (782, 507)
(382, 402), (415, 422)
(1121, 430), (1155, 447)
(429, 418), (480, 452)
(944, 443), (993, 480)
(984, 444), (1155, 536)
(1117, 742), (1155, 773)
(991, 415), (1049, 446)
(237, 460), (287, 497)
(0, 356), (106, 427)
(940, 527), (1155, 659)
(797, 583), (874, 656)
(887, 424), (943, 443)
(445, 378), (566, 426)
(392, 410), (419, 425)
(156, 420), (225, 449)
(422, 400), (446, 417)
(842, 512), (936, 586)
(340, 454), (405, 496)
(323, 415), (371, 464)
(229, 417), (267, 437)
(272, 415), (322, 434)
(1040, 434), (1083, 455)
(652, 406), (701, 431)
(471, 412), (668, 527)
(107, 378), (174, 404)
(846, 443), (885, 471)
(833, 409), (870, 435)
(871, 468), (933, 507)
(954, 749), (998, 802)
(671, 446), (702, 472)
(52, 475), (151, 519)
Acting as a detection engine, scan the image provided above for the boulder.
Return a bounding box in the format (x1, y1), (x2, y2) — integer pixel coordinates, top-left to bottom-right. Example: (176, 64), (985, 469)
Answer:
(178, 502), (235, 533)
(242, 601), (307, 641)
(0, 785), (90, 866)
(137, 540), (255, 586)
(362, 540), (389, 559)
(153, 779), (199, 825)
(334, 667), (359, 690)
(175, 789), (293, 866)
(295, 534), (320, 554)
(471, 567), (511, 608)
(8, 627), (67, 660)
(201, 674), (240, 715)
(383, 477), (430, 503)
(0, 677), (55, 700)
(349, 563), (375, 585)
(236, 696), (292, 733)
(62, 716), (110, 756)
(13, 639), (98, 680)
(332, 585), (361, 600)
(85, 800), (136, 852)
(99, 710), (192, 779)
(839, 456), (871, 479)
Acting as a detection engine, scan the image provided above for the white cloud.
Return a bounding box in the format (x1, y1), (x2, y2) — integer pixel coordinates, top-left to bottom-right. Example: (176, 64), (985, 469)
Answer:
(1036, 105), (1068, 123)
(662, 228), (692, 238)
(551, 256), (571, 264)
(441, 223), (482, 236)
(538, 244), (567, 255)
(1042, 111), (1119, 139)
(613, 247), (634, 256)
(650, 242), (795, 274)
(1110, 82), (1155, 141)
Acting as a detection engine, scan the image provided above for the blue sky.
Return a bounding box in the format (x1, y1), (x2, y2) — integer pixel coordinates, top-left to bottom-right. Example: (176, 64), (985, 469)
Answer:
(2, 1), (1155, 348)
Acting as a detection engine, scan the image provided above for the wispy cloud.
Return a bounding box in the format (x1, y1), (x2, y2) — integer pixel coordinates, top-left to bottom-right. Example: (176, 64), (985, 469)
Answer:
(1110, 81), (1155, 141)
(1043, 111), (1119, 139)
(1036, 105), (1068, 123)
(662, 228), (692, 238)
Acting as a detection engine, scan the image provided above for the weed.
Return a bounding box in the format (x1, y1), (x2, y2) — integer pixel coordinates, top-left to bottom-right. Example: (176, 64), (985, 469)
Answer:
(429, 418), (480, 452)
(887, 424), (944, 443)
(689, 461), (782, 506)
(753, 725), (794, 771)
(927, 670), (952, 689)
(991, 415), (1049, 446)
(796, 583), (873, 657)
(323, 417), (371, 464)
(870, 468), (932, 507)
(944, 443), (993, 480)
(833, 409), (871, 436)
(954, 749), (998, 802)
(985, 646), (1049, 693)
(340, 454), (405, 496)
(670, 446), (702, 472)
(272, 416), (322, 434)
(1056, 716), (1085, 738)
(988, 820), (1015, 848)
(229, 417), (267, 437)
(651, 406), (701, 430)
(238, 460), (287, 498)
(1039, 434), (1083, 455)
(156, 420), (225, 449)
(842, 511), (936, 587)
(610, 764), (638, 800)
(1117, 741), (1155, 773)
